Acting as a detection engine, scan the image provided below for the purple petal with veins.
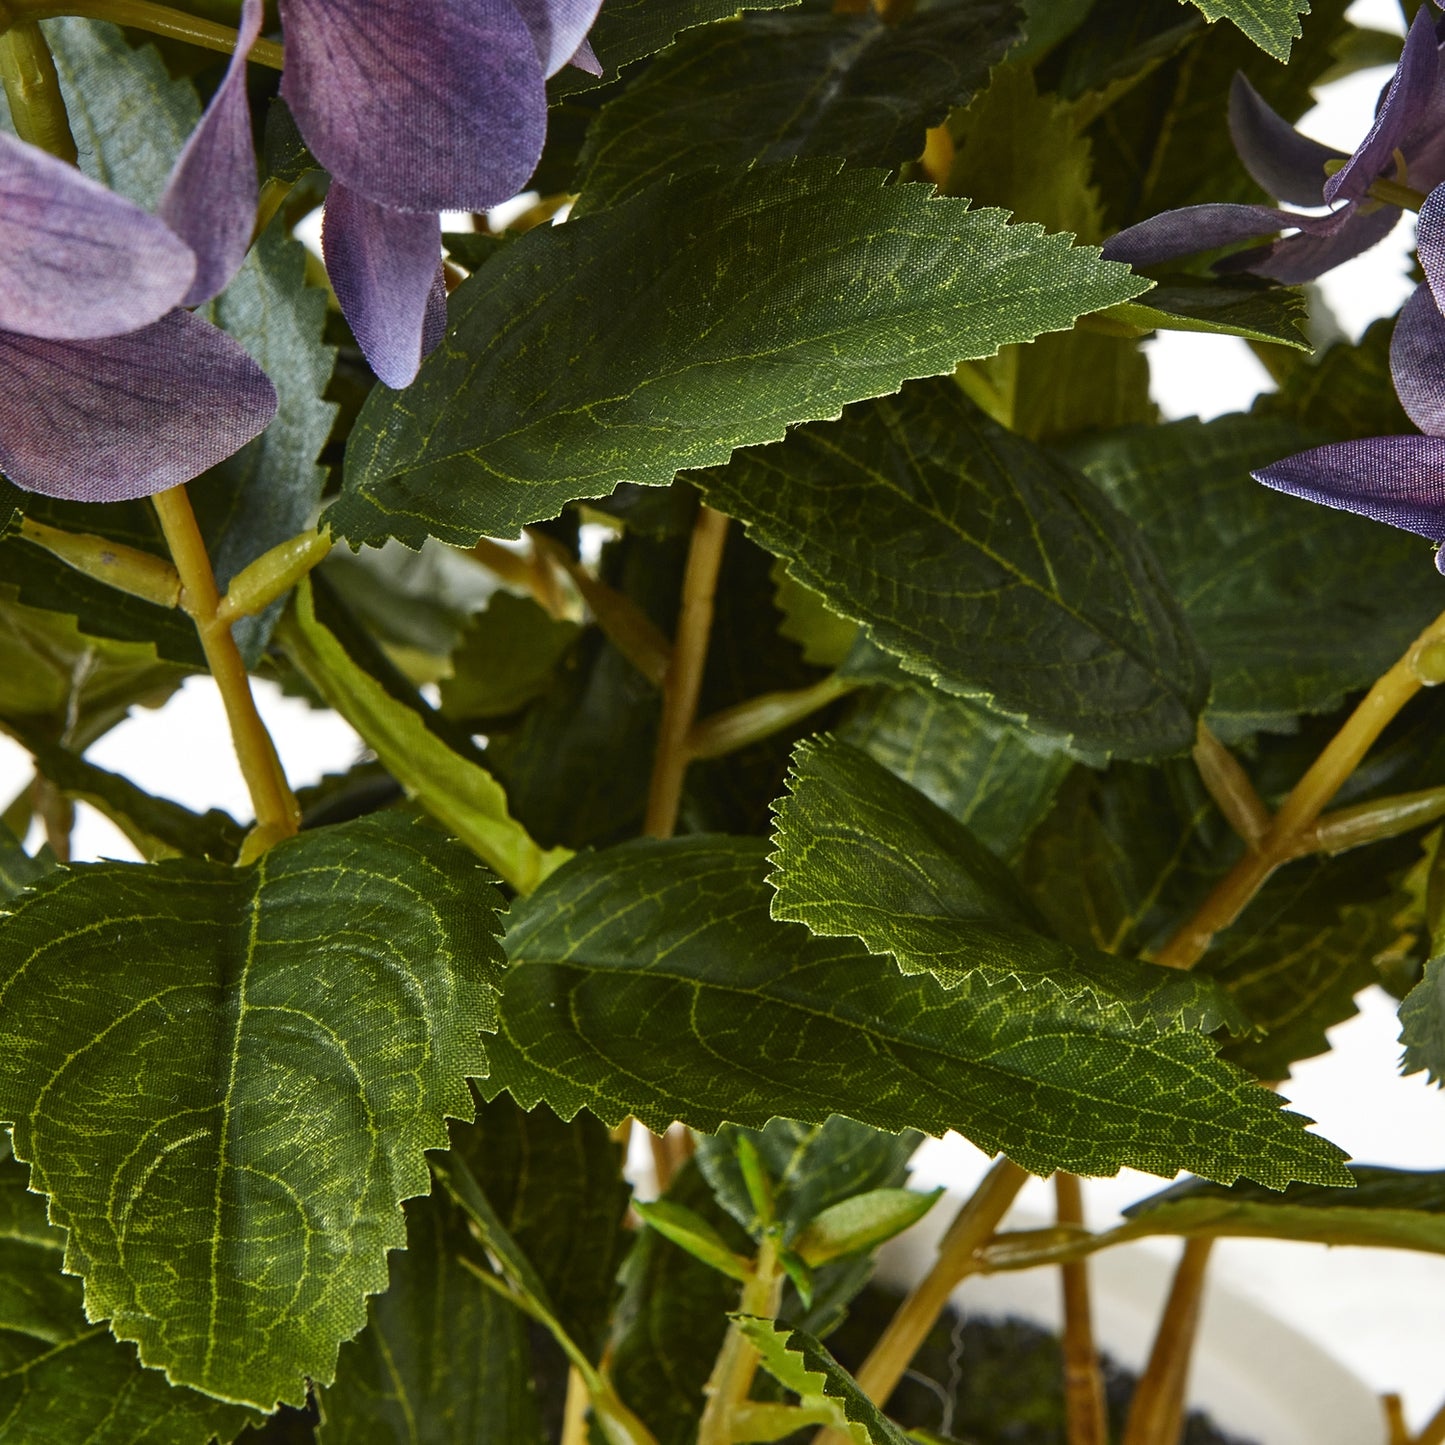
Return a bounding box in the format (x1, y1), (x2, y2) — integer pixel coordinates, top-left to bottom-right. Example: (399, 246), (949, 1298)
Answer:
(1254, 438), (1445, 556)
(1228, 73), (1343, 205)
(1400, 65), (1445, 190)
(0, 132), (194, 341)
(1247, 198), (1400, 283)
(1324, 3), (1438, 203)
(0, 311), (277, 502)
(1418, 181), (1445, 314)
(160, 0), (262, 305)
(1101, 203), (1320, 267)
(323, 182), (442, 390)
(1390, 282), (1445, 436)
(510, 0), (604, 76)
(280, 0), (546, 212)
(569, 38), (602, 75)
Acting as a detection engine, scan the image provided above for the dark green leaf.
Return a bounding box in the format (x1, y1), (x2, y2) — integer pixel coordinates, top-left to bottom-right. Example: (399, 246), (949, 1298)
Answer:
(319, 1187), (544, 1444)
(575, 0), (1023, 213)
(0, 823), (45, 903)
(701, 379), (1207, 759)
(439, 593), (582, 722)
(837, 686), (1073, 862)
(0, 811), (505, 1410)
(332, 164), (1150, 549)
(1067, 413), (1445, 739)
(1400, 955), (1445, 1086)
(0, 1143), (258, 1443)
(486, 835), (1351, 1186)
(771, 737), (1245, 1031)
(1102, 280), (1311, 349)
(1187, 0), (1308, 61)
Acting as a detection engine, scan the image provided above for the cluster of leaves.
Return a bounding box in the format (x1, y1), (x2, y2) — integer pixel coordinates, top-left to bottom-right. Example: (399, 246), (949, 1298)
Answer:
(3, 0), (1445, 1439)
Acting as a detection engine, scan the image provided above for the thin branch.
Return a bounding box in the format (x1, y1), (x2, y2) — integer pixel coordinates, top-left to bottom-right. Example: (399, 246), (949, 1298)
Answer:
(1285, 784), (1445, 860)
(561, 1366), (590, 1445)
(688, 673), (859, 760)
(1382, 1394), (1412, 1445)
(1417, 1394), (1445, 1445)
(1192, 721), (1269, 849)
(1055, 1174), (1108, 1445)
(698, 1235), (785, 1445)
(16, 0), (285, 68)
(0, 18), (76, 162)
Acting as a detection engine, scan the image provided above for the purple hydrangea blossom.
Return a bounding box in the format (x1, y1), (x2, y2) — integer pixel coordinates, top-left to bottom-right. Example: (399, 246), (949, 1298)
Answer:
(0, 131), (276, 504)
(1102, 4), (1445, 283)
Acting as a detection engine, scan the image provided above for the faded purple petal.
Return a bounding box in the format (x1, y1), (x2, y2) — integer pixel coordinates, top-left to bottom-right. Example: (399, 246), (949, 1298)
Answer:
(1247, 198), (1400, 283)
(569, 37), (602, 75)
(1254, 437), (1445, 547)
(511, 0), (604, 76)
(280, 0), (547, 213)
(0, 132), (194, 341)
(1418, 181), (1445, 314)
(1101, 203), (1317, 267)
(1391, 282), (1445, 436)
(160, 0), (262, 305)
(1325, 4), (1439, 203)
(0, 311), (277, 503)
(1228, 73), (1342, 205)
(422, 263), (448, 357)
(323, 183), (441, 390)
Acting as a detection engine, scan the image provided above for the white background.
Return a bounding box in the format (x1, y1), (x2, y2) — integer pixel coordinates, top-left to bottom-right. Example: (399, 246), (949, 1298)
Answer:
(2, 0), (1443, 1432)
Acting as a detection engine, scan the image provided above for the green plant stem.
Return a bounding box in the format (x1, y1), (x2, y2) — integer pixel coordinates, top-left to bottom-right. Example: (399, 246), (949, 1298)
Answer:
(1382, 1394), (1412, 1445)
(0, 18), (76, 163)
(1287, 784), (1445, 859)
(1055, 1174), (1108, 1445)
(644, 504), (729, 838)
(14, 0), (284, 68)
(732, 1403), (837, 1442)
(1154, 603), (1445, 970)
(812, 1157), (1030, 1444)
(1118, 1238), (1214, 1445)
(698, 1234), (785, 1445)
(561, 1366), (590, 1445)
(1192, 721), (1268, 849)
(17, 516), (181, 608)
(216, 526), (333, 624)
(153, 485), (300, 855)
(689, 673), (860, 760)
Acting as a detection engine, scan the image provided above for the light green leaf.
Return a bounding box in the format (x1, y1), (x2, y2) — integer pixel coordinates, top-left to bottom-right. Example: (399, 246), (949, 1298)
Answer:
(486, 836), (1352, 1187)
(735, 1317), (910, 1445)
(276, 577), (570, 894)
(0, 811), (505, 1410)
(772, 565), (858, 670)
(574, 0), (1023, 213)
(1400, 956), (1445, 1087)
(1100, 280), (1311, 349)
(700, 379), (1206, 759)
(837, 686), (1072, 862)
(793, 1188), (942, 1266)
(332, 163), (1150, 549)
(771, 737), (1244, 1032)
(0, 1144), (258, 1444)
(439, 593), (582, 722)
(1185, 0), (1308, 62)
(633, 1200), (752, 1282)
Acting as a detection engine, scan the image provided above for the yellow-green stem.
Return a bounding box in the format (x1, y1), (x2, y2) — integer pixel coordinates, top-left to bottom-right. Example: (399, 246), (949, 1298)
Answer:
(152, 486), (299, 852)
(689, 673), (859, 760)
(18, 516), (180, 608)
(698, 1234), (785, 1445)
(1192, 721), (1268, 849)
(15, 0), (283, 67)
(217, 525), (332, 625)
(1418, 1395), (1445, 1445)
(1055, 1174), (1108, 1445)
(0, 19), (76, 163)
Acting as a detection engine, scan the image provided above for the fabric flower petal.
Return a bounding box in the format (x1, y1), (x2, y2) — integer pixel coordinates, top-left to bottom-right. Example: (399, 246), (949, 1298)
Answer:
(280, 0), (547, 213)
(1227, 73), (1343, 205)
(1324, 3), (1439, 204)
(1399, 66), (1445, 192)
(159, 0), (263, 306)
(0, 311), (277, 502)
(1246, 198), (1400, 283)
(323, 182), (442, 390)
(422, 263), (448, 357)
(568, 38), (602, 76)
(1253, 437), (1445, 554)
(1101, 203), (1316, 267)
(1390, 282), (1445, 437)
(0, 132), (195, 341)
(1418, 181), (1445, 314)
(510, 0), (605, 77)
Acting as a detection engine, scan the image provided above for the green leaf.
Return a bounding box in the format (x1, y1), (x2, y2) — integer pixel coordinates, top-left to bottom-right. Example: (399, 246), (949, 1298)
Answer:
(486, 835), (1351, 1186)
(438, 593), (582, 722)
(0, 823), (45, 903)
(1185, 0), (1308, 62)
(574, 0), (1023, 213)
(772, 566), (858, 670)
(735, 1317), (910, 1445)
(276, 577), (570, 893)
(1100, 280), (1311, 349)
(0, 1144), (258, 1444)
(319, 1187), (544, 1445)
(633, 1200), (752, 1281)
(837, 686), (1072, 862)
(1067, 413), (1445, 739)
(191, 217), (338, 663)
(1400, 956), (1445, 1086)
(0, 811), (505, 1410)
(331, 163), (1150, 549)
(771, 737), (1245, 1032)
(703, 378), (1207, 759)
(793, 1188), (942, 1266)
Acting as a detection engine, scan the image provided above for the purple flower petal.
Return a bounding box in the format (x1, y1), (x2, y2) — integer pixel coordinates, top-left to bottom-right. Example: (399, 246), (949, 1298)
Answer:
(422, 262), (448, 357)
(1254, 437), (1445, 548)
(510, 0), (604, 77)
(1324, 4), (1439, 204)
(569, 37), (602, 76)
(0, 311), (277, 502)
(0, 132), (194, 341)
(159, 0), (263, 305)
(1228, 73), (1343, 205)
(1418, 181), (1445, 314)
(279, 0), (547, 213)
(323, 183), (442, 390)
(1390, 282), (1445, 437)
(1247, 198), (1400, 283)
(1101, 203), (1319, 267)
